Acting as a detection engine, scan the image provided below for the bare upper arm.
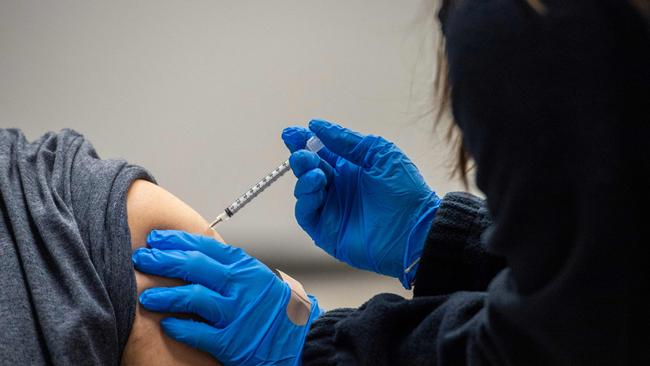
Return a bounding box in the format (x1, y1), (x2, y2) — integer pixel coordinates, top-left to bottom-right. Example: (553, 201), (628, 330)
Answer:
(121, 179), (222, 366)
(125, 179), (223, 245)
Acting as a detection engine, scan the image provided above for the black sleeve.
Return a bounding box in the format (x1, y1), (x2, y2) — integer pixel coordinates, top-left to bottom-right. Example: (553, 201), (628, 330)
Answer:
(303, 292), (491, 366)
(301, 192), (505, 366)
(413, 192), (505, 297)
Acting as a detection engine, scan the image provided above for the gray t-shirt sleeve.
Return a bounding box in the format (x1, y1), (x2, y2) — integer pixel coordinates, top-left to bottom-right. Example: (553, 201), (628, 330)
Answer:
(0, 128), (154, 365)
(69, 130), (156, 360)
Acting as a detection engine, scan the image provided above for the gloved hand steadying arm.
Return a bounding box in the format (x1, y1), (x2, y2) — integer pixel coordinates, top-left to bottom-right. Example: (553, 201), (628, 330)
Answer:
(131, 230), (322, 366)
(282, 120), (441, 288)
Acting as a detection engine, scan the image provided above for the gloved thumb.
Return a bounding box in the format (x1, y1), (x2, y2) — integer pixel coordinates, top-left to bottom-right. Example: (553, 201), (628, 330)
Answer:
(308, 119), (376, 166)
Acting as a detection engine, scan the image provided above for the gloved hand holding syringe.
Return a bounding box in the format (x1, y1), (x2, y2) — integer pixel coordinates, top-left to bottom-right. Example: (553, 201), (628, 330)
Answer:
(132, 120), (442, 365)
(208, 135), (324, 228)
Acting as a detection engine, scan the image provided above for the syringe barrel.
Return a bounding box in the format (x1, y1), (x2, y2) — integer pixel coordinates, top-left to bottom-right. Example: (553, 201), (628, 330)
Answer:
(226, 159), (291, 215)
(210, 136), (325, 227)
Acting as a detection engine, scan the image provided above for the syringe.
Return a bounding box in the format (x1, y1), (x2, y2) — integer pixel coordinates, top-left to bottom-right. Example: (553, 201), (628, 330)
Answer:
(208, 136), (325, 229)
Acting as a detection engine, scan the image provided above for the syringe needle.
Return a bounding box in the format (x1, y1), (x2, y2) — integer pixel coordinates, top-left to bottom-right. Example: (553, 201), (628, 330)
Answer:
(208, 212), (229, 229)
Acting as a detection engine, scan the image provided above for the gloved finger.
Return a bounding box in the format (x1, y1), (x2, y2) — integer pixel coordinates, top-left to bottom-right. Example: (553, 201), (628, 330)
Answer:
(295, 190), (325, 230)
(139, 284), (235, 326)
(289, 150), (320, 177)
(160, 318), (224, 358)
(146, 230), (246, 265)
(282, 126), (311, 153)
(289, 150), (334, 181)
(294, 169), (327, 197)
(313, 145), (341, 169)
(309, 119), (381, 167)
(132, 248), (229, 293)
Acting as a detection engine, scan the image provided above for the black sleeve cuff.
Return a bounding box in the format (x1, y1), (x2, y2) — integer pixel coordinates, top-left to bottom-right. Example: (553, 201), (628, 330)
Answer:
(413, 192), (505, 297)
(302, 308), (356, 365)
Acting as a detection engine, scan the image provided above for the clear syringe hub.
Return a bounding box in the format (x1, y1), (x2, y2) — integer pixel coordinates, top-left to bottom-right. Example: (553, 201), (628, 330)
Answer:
(208, 136), (323, 228)
(306, 136), (324, 153)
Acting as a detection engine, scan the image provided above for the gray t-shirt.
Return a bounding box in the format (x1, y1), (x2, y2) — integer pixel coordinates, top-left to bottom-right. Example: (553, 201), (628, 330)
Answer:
(0, 129), (153, 365)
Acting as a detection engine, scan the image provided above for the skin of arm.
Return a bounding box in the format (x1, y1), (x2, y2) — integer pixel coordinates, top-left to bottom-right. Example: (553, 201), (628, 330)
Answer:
(120, 179), (222, 366)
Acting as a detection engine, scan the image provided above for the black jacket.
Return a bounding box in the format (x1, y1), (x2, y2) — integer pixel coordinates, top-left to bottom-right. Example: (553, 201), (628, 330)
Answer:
(302, 1), (648, 365)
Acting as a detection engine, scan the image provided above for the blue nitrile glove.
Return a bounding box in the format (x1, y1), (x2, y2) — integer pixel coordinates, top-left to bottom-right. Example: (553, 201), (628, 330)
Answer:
(131, 230), (322, 366)
(282, 120), (441, 288)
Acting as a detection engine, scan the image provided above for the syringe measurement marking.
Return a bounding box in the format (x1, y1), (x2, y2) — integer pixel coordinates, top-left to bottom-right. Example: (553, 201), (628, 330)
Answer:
(226, 161), (291, 214)
(209, 137), (321, 228)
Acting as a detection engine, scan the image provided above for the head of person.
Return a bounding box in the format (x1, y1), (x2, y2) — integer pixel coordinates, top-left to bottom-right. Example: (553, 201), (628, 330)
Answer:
(433, 0), (648, 292)
(435, 0), (648, 191)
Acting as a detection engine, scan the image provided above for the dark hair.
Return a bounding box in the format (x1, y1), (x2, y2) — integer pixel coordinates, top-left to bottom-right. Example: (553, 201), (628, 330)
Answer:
(433, 0), (546, 188)
(433, 0), (475, 188)
(433, 20), (470, 188)
(434, 0), (648, 187)
(433, 0), (547, 188)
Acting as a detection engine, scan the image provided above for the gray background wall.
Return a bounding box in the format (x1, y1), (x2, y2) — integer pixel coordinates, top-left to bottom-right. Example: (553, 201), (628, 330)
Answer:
(1, 0), (473, 307)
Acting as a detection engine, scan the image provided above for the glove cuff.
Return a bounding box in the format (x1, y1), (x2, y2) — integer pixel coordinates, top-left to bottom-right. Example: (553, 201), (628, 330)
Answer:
(293, 295), (323, 366)
(401, 192), (441, 289)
